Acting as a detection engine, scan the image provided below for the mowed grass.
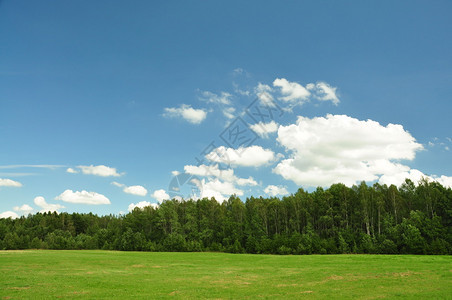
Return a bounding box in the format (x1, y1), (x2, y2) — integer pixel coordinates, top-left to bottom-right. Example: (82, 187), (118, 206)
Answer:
(0, 251), (451, 299)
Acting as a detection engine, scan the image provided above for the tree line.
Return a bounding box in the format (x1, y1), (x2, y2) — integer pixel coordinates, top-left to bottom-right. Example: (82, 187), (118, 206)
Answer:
(1, 179), (451, 254)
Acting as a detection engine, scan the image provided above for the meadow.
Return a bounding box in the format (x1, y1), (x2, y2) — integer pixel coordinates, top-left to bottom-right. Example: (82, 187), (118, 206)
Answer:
(0, 250), (450, 299)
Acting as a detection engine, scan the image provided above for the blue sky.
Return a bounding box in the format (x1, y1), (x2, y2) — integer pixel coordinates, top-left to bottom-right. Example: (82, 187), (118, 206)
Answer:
(1, 0), (451, 217)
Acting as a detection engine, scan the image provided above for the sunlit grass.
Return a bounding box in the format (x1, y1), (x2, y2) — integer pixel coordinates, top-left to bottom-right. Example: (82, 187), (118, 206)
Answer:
(0, 250), (451, 299)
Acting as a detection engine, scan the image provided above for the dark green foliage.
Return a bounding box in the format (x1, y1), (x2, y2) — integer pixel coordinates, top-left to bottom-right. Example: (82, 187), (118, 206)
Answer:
(1, 179), (451, 254)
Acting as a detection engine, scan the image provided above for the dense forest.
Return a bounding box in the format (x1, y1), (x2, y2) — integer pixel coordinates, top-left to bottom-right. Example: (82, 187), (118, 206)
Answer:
(1, 179), (451, 254)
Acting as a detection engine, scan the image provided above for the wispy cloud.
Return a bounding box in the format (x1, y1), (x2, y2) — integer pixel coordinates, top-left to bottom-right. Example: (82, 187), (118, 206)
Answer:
(0, 164), (65, 169)
(0, 173), (35, 177)
(0, 178), (22, 187)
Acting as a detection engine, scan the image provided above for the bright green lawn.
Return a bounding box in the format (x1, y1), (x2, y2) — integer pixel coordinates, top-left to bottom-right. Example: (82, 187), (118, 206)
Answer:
(0, 251), (450, 299)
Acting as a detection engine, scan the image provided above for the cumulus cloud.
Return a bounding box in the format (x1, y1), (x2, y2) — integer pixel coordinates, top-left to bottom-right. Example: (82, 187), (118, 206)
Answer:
(192, 178), (244, 202)
(379, 169), (425, 187)
(185, 164), (234, 182)
(66, 167), (78, 174)
(235, 177), (258, 186)
(34, 196), (65, 213)
(163, 104), (207, 124)
(274, 114), (424, 187)
(379, 169), (452, 188)
(151, 189), (170, 203)
(112, 182), (147, 196)
(13, 204), (33, 214)
(0, 178), (22, 187)
(55, 190), (111, 205)
(264, 185), (289, 197)
(0, 211), (19, 219)
(206, 145), (275, 167)
(77, 165), (121, 177)
(250, 121), (279, 138)
(184, 163), (258, 202)
(434, 175), (452, 187)
(184, 164), (257, 186)
(124, 185), (148, 196)
(273, 78), (310, 103)
(128, 201), (158, 212)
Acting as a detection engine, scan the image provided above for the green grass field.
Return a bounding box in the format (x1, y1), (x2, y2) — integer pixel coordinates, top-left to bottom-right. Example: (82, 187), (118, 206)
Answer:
(0, 251), (451, 299)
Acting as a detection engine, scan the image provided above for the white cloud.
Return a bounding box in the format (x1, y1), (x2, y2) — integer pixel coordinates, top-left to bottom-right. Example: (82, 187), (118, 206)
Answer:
(427, 137), (451, 151)
(66, 167), (78, 174)
(378, 169), (425, 187)
(0, 164), (64, 169)
(0, 178), (22, 187)
(274, 114), (424, 187)
(232, 68), (247, 76)
(233, 82), (251, 96)
(163, 104), (207, 124)
(184, 163), (257, 202)
(13, 204), (33, 214)
(273, 78), (310, 103)
(112, 182), (148, 196)
(185, 164), (235, 182)
(193, 178), (243, 202)
(199, 90), (236, 119)
(199, 90), (232, 105)
(0, 211), (19, 219)
(272, 79), (339, 108)
(379, 169), (452, 188)
(264, 185), (289, 197)
(250, 121), (279, 138)
(78, 165), (121, 177)
(111, 181), (124, 188)
(222, 106), (236, 119)
(124, 185), (148, 196)
(434, 175), (452, 188)
(255, 83), (275, 106)
(235, 177), (258, 186)
(171, 170), (180, 176)
(128, 201), (158, 212)
(206, 145), (275, 167)
(151, 189), (170, 203)
(55, 190), (111, 205)
(309, 82), (339, 105)
(184, 164), (257, 186)
(34, 196), (65, 213)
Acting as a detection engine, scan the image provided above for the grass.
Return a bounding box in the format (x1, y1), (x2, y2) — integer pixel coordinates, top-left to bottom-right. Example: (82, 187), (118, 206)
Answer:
(0, 251), (451, 299)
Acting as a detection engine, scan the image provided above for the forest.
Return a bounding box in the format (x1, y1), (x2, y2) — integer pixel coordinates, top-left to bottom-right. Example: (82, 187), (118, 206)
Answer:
(1, 179), (451, 254)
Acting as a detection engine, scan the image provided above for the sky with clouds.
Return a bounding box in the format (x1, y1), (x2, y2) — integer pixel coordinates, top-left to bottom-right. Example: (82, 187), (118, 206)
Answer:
(1, 1), (451, 218)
